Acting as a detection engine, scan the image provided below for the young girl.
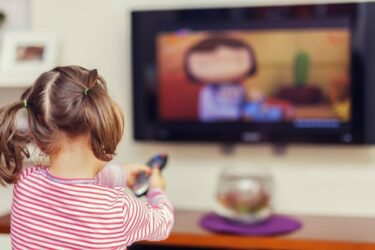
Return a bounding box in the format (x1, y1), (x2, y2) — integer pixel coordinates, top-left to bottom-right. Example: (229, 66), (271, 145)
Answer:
(0, 66), (174, 249)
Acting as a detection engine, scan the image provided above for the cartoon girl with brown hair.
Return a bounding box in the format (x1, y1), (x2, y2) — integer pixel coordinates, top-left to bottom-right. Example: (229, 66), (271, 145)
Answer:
(184, 36), (257, 121)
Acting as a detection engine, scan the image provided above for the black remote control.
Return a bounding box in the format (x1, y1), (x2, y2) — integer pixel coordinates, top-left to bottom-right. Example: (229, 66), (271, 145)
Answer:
(132, 154), (168, 197)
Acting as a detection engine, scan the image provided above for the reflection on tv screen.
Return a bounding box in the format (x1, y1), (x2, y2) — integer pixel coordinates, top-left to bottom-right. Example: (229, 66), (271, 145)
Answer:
(157, 28), (351, 128)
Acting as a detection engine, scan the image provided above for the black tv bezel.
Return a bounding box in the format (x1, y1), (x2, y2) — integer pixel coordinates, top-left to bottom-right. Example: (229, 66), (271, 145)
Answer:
(131, 3), (365, 145)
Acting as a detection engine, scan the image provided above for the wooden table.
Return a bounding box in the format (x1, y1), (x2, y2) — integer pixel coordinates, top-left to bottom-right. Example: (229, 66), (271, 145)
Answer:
(139, 210), (375, 250)
(0, 213), (10, 234)
(2, 210), (375, 250)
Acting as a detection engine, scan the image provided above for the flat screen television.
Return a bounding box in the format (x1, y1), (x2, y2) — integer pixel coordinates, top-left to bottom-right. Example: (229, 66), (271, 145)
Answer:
(132, 2), (375, 144)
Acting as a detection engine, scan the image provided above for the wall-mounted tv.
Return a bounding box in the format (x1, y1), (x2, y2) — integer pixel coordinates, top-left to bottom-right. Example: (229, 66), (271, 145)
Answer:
(132, 2), (375, 144)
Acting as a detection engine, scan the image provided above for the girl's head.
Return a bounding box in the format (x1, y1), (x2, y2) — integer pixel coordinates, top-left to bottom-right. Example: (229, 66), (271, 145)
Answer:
(184, 36), (257, 84)
(0, 66), (124, 185)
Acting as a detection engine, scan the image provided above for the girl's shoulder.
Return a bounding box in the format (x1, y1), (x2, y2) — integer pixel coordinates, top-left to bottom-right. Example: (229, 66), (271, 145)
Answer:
(17, 164), (46, 183)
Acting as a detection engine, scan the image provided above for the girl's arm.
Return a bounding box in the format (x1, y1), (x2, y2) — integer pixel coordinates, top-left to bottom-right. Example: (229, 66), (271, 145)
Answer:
(97, 163), (174, 243)
(96, 162), (152, 189)
(121, 185), (174, 244)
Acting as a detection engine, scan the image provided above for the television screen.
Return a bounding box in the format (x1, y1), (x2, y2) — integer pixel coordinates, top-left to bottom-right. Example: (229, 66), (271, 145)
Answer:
(157, 28), (350, 130)
(132, 3), (374, 144)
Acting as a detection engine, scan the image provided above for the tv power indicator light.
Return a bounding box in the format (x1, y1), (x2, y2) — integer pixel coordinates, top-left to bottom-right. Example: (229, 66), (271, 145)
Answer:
(241, 132), (262, 142)
(341, 133), (352, 143)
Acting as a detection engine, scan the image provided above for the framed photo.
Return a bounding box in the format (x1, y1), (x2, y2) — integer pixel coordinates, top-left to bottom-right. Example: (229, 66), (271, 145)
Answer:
(0, 32), (58, 77)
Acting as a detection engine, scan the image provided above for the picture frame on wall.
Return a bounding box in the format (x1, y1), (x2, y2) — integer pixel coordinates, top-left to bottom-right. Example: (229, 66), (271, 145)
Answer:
(0, 32), (58, 78)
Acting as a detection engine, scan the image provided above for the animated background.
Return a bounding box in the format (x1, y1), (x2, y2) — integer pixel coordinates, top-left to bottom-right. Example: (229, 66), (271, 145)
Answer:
(158, 29), (350, 122)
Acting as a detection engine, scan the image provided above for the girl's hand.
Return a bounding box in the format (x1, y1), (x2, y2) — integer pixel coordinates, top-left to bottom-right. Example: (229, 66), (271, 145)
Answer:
(125, 164), (152, 188)
(149, 167), (166, 190)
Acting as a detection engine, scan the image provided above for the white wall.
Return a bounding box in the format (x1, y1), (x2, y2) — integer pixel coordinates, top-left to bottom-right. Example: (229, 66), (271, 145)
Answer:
(1, 0), (375, 220)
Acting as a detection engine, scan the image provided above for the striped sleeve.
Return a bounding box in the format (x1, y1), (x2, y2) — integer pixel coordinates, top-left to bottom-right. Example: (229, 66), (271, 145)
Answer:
(95, 162), (126, 188)
(122, 188), (174, 245)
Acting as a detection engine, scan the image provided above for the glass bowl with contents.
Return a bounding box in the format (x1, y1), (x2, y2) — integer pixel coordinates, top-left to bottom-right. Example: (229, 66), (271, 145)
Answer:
(215, 166), (273, 224)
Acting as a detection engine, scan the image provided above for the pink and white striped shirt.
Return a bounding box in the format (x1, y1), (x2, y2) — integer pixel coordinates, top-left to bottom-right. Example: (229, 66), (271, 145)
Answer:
(11, 164), (174, 250)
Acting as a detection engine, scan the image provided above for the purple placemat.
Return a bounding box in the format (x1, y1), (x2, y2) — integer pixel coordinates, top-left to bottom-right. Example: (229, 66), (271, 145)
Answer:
(200, 213), (302, 236)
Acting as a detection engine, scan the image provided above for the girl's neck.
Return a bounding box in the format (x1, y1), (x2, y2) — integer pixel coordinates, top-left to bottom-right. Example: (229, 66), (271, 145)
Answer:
(48, 134), (107, 179)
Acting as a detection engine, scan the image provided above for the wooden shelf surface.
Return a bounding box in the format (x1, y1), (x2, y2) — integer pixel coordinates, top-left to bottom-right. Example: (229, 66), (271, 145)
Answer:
(0, 214), (10, 234)
(2, 210), (375, 249)
(140, 210), (375, 250)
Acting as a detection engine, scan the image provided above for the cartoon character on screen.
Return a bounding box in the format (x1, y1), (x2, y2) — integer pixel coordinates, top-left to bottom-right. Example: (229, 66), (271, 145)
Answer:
(184, 36), (257, 121)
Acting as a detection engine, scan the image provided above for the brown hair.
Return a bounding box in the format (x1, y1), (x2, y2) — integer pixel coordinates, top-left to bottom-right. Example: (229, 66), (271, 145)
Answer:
(0, 66), (124, 185)
(184, 36), (257, 83)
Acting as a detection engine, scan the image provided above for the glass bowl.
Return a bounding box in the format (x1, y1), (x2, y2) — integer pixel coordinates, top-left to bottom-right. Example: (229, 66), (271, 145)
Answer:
(214, 166), (273, 224)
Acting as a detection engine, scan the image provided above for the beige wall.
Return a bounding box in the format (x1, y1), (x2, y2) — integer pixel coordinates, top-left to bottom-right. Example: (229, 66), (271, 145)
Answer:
(1, 0), (375, 221)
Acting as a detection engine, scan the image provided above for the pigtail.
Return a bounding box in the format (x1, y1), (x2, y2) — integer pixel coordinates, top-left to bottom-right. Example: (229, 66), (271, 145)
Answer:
(87, 69), (98, 89)
(0, 101), (31, 186)
(88, 97), (124, 161)
(82, 69), (124, 161)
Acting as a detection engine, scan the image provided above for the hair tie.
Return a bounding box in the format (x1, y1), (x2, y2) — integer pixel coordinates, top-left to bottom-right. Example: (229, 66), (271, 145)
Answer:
(23, 100), (28, 108)
(83, 88), (90, 96)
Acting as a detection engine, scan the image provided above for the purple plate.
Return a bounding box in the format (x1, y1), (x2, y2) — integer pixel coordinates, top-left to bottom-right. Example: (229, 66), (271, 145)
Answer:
(200, 213), (302, 236)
